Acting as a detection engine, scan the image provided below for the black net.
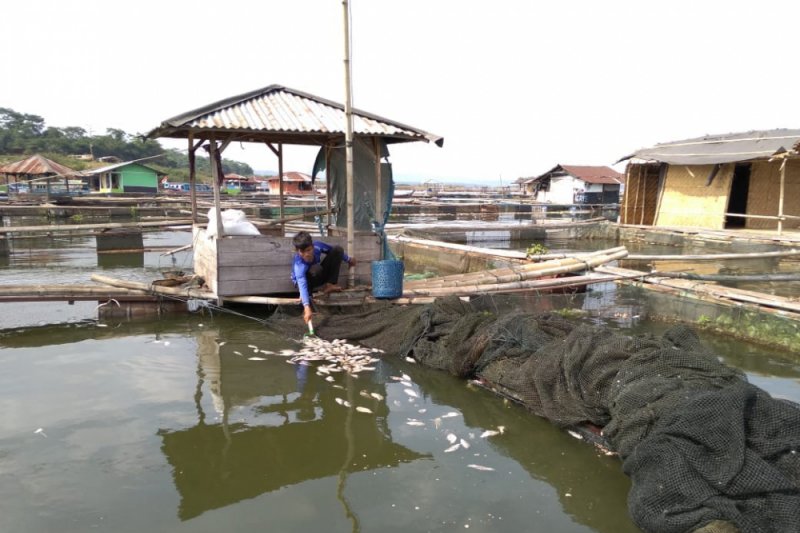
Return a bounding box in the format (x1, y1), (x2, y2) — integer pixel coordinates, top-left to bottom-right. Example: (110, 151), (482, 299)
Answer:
(269, 296), (800, 533)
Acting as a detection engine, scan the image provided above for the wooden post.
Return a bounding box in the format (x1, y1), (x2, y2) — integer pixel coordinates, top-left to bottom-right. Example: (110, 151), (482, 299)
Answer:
(278, 143), (284, 232)
(622, 164), (630, 224)
(326, 145), (332, 231)
(374, 137), (383, 233)
(639, 165), (646, 226)
(778, 158), (786, 235)
(209, 139), (224, 238)
(188, 133), (197, 223)
(343, 0), (355, 288)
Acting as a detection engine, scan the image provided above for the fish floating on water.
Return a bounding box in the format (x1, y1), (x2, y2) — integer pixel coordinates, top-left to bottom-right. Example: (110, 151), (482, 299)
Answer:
(279, 337), (383, 377)
(444, 443), (460, 453)
(248, 356), (266, 361)
(403, 388), (419, 398)
(356, 406), (373, 414)
(467, 464), (495, 472)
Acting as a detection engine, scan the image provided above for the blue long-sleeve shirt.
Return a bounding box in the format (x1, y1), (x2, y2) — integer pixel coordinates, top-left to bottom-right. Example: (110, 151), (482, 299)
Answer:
(291, 241), (350, 306)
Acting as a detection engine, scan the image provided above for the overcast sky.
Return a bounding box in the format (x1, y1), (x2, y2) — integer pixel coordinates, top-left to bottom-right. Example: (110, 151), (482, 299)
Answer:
(3, 0), (799, 184)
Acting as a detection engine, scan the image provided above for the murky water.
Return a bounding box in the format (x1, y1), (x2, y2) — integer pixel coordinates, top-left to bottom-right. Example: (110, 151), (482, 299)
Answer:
(1, 218), (799, 532)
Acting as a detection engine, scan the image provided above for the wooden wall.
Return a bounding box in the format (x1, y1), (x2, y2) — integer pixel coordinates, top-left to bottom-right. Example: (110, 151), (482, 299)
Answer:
(746, 160), (800, 230)
(655, 164), (733, 229)
(193, 227), (381, 297)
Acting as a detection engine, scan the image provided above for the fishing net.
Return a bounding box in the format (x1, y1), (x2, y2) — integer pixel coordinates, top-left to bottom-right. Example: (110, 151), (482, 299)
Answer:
(270, 296), (800, 533)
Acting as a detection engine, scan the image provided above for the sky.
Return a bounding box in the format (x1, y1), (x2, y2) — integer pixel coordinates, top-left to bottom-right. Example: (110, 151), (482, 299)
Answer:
(3, 0), (800, 185)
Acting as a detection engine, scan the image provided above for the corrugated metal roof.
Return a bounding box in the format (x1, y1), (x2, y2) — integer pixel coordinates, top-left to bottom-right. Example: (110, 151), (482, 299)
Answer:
(80, 156), (165, 176)
(148, 84), (443, 147)
(528, 164), (624, 185)
(0, 154), (77, 176)
(266, 171), (311, 183)
(619, 129), (800, 165)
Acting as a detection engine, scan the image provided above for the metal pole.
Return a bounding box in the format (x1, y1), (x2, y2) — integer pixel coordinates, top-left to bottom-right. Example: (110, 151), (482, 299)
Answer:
(343, 0), (355, 287)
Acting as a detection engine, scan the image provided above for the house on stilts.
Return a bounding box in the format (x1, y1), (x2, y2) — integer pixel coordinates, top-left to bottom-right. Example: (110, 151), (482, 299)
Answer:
(618, 129), (800, 233)
(147, 84), (443, 299)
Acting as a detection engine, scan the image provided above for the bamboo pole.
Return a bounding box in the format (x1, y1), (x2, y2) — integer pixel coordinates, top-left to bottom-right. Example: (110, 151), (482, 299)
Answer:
(343, 0), (355, 288)
(278, 143), (284, 232)
(209, 139), (224, 238)
(626, 249), (800, 261)
(188, 133), (197, 223)
(778, 158), (786, 235)
(0, 219), (193, 234)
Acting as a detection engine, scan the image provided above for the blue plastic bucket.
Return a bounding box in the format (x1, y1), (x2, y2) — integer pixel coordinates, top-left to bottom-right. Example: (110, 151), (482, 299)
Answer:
(371, 260), (404, 299)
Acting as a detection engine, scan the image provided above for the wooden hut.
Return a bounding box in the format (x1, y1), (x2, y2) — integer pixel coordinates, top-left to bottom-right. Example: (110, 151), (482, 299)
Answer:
(147, 84), (442, 299)
(0, 154), (80, 196)
(265, 172), (314, 195)
(618, 129), (800, 232)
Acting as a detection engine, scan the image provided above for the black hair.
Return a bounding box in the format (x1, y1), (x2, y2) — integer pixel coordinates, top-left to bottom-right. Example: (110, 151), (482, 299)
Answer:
(293, 231), (313, 250)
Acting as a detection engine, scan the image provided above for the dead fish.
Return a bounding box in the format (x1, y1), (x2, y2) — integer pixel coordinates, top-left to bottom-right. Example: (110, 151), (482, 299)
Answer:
(259, 350), (274, 355)
(406, 419), (425, 426)
(433, 417), (442, 429)
(444, 443), (460, 453)
(567, 430), (583, 440)
(356, 406), (373, 414)
(247, 344), (258, 349)
(393, 400), (402, 407)
(498, 426), (506, 434)
(370, 392), (384, 401)
(440, 412), (459, 419)
(404, 357), (416, 364)
(467, 464), (495, 472)
(342, 400), (351, 408)
(248, 356), (266, 361)
(335, 398), (345, 405)
(34, 428), (47, 438)
(234, 351), (242, 356)
(446, 433), (458, 444)
(418, 408), (427, 414)
(460, 438), (471, 449)
(218, 341), (227, 346)
(401, 373), (412, 381)
(332, 384), (345, 390)
(403, 389), (419, 398)
(325, 376), (335, 383)
(359, 390), (372, 399)
(480, 430), (500, 438)
(279, 349), (296, 356)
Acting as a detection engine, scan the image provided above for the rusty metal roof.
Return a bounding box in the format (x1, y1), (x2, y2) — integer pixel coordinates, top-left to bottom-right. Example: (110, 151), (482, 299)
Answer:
(266, 171), (311, 183)
(618, 129), (800, 165)
(147, 84), (443, 147)
(0, 154), (77, 176)
(528, 164), (624, 185)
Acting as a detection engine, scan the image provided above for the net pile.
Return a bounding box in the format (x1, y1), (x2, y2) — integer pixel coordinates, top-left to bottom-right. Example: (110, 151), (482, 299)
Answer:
(272, 297), (800, 533)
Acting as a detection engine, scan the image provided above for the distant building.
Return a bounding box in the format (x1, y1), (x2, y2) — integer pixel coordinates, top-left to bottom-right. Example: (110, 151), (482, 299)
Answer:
(82, 160), (164, 193)
(522, 164), (624, 204)
(223, 174), (256, 192)
(0, 154), (82, 196)
(264, 172), (314, 195)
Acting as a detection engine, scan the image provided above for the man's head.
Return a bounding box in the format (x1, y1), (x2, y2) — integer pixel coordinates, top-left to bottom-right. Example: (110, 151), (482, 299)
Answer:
(293, 231), (314, 262)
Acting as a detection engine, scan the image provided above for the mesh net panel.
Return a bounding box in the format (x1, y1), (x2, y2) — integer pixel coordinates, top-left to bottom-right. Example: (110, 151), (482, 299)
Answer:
(269, 296), (800, 533)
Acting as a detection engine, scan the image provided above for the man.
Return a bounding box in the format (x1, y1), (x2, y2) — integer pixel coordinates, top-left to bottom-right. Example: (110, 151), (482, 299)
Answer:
(291, 231), (357, 324)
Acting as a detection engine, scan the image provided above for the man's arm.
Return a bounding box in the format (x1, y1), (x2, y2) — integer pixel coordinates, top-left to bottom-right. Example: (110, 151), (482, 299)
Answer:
(316, 241), (350, 264)
(293, 259), (312, 307)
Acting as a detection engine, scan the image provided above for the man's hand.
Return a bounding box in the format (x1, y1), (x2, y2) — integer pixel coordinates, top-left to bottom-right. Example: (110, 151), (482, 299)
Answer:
(348, 257), (357, 268)
(303, 305), (313, 323)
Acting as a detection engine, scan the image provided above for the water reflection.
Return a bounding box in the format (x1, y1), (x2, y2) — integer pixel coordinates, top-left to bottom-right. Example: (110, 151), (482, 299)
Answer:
(158, 329), (428, 522)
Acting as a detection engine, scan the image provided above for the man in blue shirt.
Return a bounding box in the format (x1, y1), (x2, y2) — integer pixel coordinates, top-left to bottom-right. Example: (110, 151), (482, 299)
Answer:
(291, 231), (356, 324)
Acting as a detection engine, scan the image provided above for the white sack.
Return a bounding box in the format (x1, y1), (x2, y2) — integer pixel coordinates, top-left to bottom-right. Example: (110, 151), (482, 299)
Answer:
(206, 208), (260, 237)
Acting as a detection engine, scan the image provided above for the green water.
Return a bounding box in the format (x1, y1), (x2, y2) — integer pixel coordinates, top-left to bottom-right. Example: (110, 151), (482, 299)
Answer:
(1, 225), (799, 532)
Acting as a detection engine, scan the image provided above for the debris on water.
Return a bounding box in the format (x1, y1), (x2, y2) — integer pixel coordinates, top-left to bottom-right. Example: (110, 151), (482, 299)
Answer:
(356, 406), (373, 414)
(567, 430), (583, 440)
(403, 388), (419, 398)
(433, 417), (442, 429)
(393, 400), (402, 407)
(248, 356), (266, 361)
(444, 443), (460, 453)
(34, 428), (47, 438)
(467, 464), (495, 472)
(164, 341), (170, 347)
(446, 433), (458, 444)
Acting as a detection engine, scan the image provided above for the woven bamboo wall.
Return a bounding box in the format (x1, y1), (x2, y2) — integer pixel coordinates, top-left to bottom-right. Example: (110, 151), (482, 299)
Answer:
(745, 160), (800, 229)
(620, 164), (660, 225)
(655, 164), (732, 229)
